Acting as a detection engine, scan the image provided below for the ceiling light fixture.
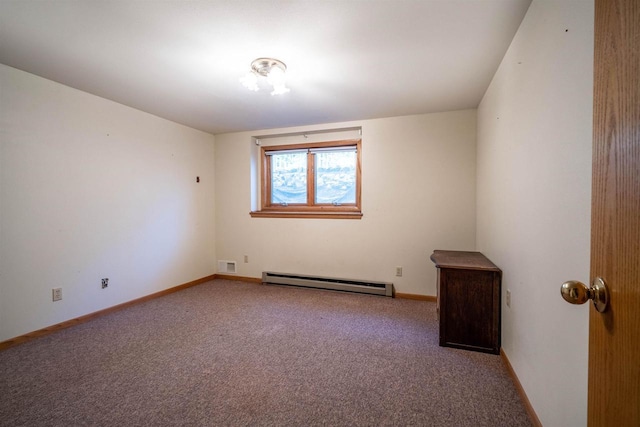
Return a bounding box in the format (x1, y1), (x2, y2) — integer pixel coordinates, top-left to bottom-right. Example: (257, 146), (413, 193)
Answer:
(240, 57), (290, 96)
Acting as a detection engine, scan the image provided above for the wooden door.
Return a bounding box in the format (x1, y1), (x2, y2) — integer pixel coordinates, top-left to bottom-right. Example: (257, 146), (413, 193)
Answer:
(589, 0), (639, 425)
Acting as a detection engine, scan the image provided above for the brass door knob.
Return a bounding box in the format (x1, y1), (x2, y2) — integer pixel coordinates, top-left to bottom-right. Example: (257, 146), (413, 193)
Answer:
(560, 277), (609, 313)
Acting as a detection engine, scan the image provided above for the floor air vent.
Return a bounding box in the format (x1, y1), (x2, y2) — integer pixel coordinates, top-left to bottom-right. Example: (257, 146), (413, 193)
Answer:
(262, 271), (393, 297)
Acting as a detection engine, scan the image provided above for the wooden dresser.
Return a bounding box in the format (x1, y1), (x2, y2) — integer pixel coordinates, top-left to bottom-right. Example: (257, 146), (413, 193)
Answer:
(430, 250), (501, 354)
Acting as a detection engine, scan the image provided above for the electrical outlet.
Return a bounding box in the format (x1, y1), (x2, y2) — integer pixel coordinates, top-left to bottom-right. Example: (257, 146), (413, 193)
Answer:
(52, 288), (62, 301)
(244, 255), (249, 263)
(506, 289), (511, 308)
(395, 266), (403, 277)
(102, 278), (109, 289)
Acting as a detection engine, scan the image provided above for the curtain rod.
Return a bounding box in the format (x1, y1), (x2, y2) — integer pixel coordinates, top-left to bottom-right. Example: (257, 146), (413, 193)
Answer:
(253, 126), (361, 141)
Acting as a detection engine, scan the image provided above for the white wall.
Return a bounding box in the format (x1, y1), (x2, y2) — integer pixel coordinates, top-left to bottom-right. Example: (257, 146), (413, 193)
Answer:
(476, 1), (593, 426)
(0, 64), (216, 342)
(215, 110), (477, 295)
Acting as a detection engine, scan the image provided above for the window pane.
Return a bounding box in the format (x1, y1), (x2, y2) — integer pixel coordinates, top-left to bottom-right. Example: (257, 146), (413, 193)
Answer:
(315, 151), (356, 204)
(270, 152), (307, 204)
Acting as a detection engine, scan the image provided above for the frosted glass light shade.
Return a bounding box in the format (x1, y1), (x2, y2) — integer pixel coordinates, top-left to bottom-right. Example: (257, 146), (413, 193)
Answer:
(240, 72), (259, 91)
(241, 58), (290, 95)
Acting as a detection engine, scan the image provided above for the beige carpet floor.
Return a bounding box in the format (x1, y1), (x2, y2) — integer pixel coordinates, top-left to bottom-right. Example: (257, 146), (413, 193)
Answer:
(0, 279), (531, 426)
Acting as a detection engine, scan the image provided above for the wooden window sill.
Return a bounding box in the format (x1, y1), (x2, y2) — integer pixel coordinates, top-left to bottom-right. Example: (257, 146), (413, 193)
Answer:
(250, 210), (363, 219)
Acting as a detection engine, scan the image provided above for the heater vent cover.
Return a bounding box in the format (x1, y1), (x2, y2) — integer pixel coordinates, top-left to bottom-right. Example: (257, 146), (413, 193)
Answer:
(262, 271), (393, 297)
(218, 260), (237, 274)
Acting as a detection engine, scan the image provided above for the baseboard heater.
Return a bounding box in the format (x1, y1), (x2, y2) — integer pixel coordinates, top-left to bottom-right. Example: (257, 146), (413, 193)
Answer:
(262, 271), (393, 297)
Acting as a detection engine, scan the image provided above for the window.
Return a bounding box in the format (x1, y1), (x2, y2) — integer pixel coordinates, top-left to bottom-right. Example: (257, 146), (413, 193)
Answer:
(250, 139), (362, 219)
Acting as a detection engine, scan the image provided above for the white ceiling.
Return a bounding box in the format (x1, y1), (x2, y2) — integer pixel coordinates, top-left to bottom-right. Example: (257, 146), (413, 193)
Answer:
(0, 0), (531, 135)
